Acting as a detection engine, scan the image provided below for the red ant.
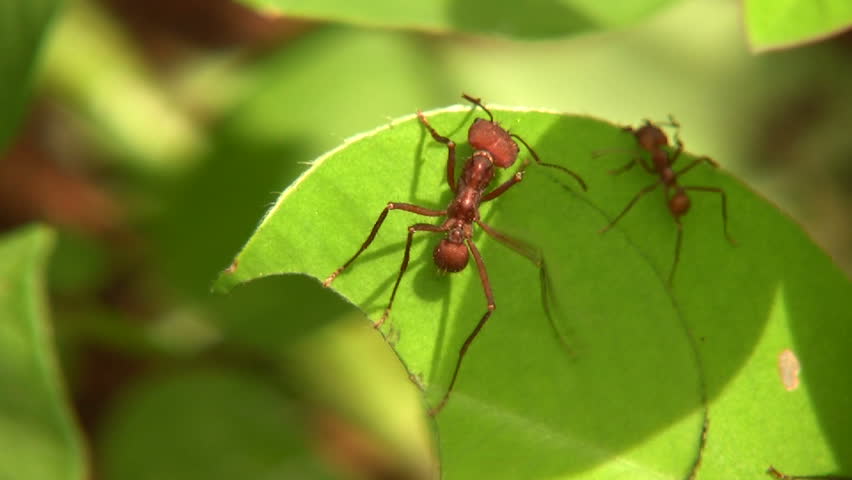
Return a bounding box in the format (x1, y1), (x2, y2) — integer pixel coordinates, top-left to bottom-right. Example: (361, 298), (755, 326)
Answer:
(598, 117), (735, 285)
(767, 466), (852, 480)
(323, 94), (586, 414)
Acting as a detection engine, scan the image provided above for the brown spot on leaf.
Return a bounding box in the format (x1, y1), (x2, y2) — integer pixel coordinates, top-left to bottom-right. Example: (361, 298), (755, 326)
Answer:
(778, 349), (801, 391)
(224, 259), (238, 274)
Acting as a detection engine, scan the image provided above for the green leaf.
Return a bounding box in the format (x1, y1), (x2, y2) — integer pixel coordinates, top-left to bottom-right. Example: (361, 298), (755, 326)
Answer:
(238, 0), (677, 38)
(292, 315), (436, 478)
(0, 0), (60, 152)
(0, 225), (87, 480)
(151, 27), (449, 298)
(40, 0), (205, 174)
(98, 369), (334, 480)
(744, 0), (852, 52)
(215, 107), (852, 478)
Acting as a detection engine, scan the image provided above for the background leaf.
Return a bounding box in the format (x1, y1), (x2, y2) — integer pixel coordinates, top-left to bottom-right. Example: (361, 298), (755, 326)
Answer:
(0, 225), (87, 480)
(215, 106), (852, 478)
(744, 0), (852, 51)
(98, 369), (334, 480)
(5, 0), (852, 478)
(0, 0), (59, 152)
(237, 0), (677, 38)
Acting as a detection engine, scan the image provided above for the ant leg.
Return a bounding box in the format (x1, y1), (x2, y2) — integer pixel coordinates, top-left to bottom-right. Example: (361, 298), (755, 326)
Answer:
(591, 146), (635, 159)
(767, 466), (852, 480)
(511, 134), (587, 191)
(669, 218), (684, 285)
(323, 202), (446, 287)
(651, 114), (680, 129)
(539, 258), (567, 351)
(668, 135), (686, 167)
(476, 221), (539, 263)
(599, 181), (662, 234)
(477, 221), (573, 354)
(417, 111), (457, 192)
(481, 171), (524, 202)
(638, 155), (656, 173)
(378, 222), (448, 329)
(430, 239), (493, 416)
(667, 114), (680, 128)
(673, 155), (718, 178)
(594, 149), (653, 173)
(684, 186), (736, 245)
(461, 93), (494, 121)
(608, 157), (639, 175)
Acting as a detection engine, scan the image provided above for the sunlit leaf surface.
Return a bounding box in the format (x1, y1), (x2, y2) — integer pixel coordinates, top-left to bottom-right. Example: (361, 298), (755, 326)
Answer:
(216, 107), (852, 479)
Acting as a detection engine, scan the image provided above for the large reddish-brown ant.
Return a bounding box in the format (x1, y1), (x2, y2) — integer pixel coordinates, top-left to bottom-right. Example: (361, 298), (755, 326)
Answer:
(598, 117), (735, 285)
(323, 94), (586, 414)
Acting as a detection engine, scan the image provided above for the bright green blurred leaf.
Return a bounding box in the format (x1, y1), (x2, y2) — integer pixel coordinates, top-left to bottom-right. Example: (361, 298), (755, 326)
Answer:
(238, 0), (677, 38)
(40, 0), (205, 174)
(0, 225), (87, 480)
(215, 108), (851, 478)
(744, 0), (852, 51)
(99, 369), (334, 480)
(293, 315), (436, 478)
(0, 0), (59, 153)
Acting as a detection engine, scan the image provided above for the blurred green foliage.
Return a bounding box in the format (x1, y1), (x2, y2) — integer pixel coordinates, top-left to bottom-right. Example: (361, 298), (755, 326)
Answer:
(1, 0), (851, 479)
(744, 0), (852, 51)
(236, 0), (677, 38)
(0, 0), (59, 152)
(0, 226), (86, 480)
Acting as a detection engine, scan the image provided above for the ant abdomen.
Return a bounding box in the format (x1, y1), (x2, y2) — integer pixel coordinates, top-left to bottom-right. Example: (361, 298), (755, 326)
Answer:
(669, 191), (691, 217)
(468, 119), (519, 168)
(434, 239), (469, 272)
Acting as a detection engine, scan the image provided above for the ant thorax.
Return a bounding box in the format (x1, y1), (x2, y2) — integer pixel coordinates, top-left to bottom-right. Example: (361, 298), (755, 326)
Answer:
(459, 153), (496, 191)
(652, 149), (670, 171)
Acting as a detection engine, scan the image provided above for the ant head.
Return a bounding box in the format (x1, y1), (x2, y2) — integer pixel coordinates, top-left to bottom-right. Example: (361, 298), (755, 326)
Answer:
(635, 123), (669, 151)
(468, 118), (519, 168)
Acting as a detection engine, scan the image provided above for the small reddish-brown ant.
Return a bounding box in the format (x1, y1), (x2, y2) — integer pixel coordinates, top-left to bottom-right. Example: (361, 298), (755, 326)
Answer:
(598, 117), (735, 285)
(767, 465), (852, 480)
(323, 94), (586, 414)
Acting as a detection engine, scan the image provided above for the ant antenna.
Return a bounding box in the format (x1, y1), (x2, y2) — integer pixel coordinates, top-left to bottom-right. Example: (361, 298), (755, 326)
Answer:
(511, 133), (588, 191)
(462, 93), (494, 122)
(666, 114), (681, 129)
(642, 115), (680, 130)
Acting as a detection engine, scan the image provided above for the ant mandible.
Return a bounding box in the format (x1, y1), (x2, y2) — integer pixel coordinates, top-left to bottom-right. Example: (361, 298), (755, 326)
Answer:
(598, 117), (735, 285)
(323, 94), (586, 415)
